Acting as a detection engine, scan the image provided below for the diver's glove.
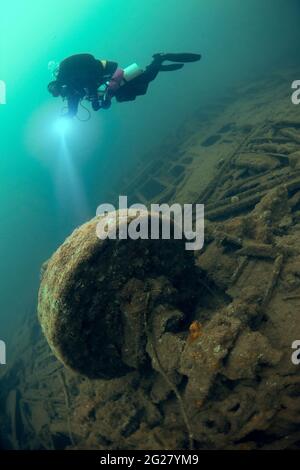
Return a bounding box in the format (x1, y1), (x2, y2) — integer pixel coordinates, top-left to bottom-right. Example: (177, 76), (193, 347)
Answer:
(100, 97), (112, 110)
(92, 99), (101, 111)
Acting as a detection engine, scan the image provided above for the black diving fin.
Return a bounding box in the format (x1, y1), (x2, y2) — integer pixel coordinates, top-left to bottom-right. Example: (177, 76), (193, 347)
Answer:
(155, 53), (202, 63)
(159, 63), (185, 72)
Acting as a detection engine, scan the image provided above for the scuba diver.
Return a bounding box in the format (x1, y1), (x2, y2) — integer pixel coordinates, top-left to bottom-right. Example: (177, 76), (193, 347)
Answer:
(48, 52), (202, 118)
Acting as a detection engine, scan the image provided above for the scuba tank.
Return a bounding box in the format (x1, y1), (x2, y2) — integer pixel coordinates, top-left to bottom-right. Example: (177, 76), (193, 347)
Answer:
(123, 63), (143, 82)
(94, 63), (145, 107)
(98, 63), (144, 97)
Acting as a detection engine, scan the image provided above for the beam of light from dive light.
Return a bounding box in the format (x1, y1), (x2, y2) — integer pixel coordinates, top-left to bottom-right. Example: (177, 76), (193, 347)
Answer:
(55, 130), (90, 223)
(53, 116), (72, 137)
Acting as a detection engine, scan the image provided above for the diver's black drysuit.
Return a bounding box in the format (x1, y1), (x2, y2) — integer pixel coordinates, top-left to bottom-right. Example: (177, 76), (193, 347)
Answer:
(54, 54), (118, 116)
(113, 53), (199, 103)
(50, 53), (201, 116)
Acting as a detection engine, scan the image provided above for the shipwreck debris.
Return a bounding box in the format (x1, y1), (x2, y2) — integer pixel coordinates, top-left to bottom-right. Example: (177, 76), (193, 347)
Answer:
(38, 210), (196, 379)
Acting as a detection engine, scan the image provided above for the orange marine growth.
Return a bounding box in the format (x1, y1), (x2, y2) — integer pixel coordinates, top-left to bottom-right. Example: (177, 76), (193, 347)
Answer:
(188, 320), (203, 342)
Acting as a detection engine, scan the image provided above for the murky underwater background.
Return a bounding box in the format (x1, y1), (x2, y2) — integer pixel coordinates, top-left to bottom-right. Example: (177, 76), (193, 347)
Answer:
(1, 0), (300, 343)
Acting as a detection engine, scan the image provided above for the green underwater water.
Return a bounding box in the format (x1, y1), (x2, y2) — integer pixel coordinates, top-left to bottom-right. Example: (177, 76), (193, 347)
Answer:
(0, 0), (300, 339)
